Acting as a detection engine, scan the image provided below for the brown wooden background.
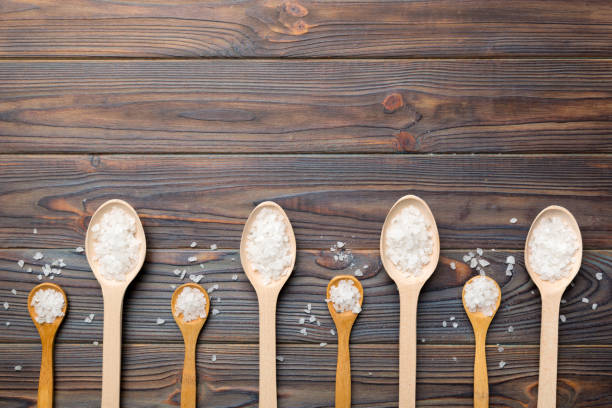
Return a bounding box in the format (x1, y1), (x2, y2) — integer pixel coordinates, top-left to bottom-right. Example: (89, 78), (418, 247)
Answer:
(1, 1), (611, 407)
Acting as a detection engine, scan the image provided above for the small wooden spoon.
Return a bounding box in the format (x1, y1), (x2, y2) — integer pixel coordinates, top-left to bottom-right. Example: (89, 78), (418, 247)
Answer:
(525, 205), (582, 407)
(28, 282), (68, 408)
(326, 275), (363, 408)
(240, 201), (296, 408)
(171, 283), (210, 408)
(462, 276), (501, 408)
(380, 195), (440, 408)
(85, 199), (146, 408)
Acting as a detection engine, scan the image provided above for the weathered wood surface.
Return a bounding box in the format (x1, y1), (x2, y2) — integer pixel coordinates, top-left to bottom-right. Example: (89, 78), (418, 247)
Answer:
(1, 0), (612, 59)
(0, 343), (610, 408)
(1, 60), (612, 154)
(0, 154), (610, 249)
(1, 249), (609, 345)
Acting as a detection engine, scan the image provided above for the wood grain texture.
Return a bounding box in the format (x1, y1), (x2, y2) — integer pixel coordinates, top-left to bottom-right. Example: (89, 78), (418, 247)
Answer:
(0, 155), (611, 250)
(1, 60), (612, 154)
(0, 249), (609, 345)
(0, 343), (610, 408)
(1, 0), (612, 58)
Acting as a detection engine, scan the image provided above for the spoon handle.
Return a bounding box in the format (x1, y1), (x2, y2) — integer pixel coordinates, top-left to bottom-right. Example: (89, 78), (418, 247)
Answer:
(473, 329), (488, 408)
(37, 335), (55, 408)
(101, 292), (124, 408)
(398, 287), (420, 408)
(335, 327), (352, 408)
(181, 334), (198, 408)
(538, 295), (561, 407)
(258, 294), (279, 408)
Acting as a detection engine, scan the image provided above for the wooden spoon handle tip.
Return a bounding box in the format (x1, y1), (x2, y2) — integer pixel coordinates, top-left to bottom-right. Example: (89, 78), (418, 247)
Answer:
(101, 294), (124, 408)
(258, 294), (279, 408)
(398, 288), (419, 408)
(335, 328), (352, 408)
(538, 296), (561, 407)
(37, 336), (54, 408)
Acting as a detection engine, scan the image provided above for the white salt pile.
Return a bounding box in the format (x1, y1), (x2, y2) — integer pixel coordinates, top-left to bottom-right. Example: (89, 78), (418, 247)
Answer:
(384, 205), (434, 276)
(327, 279), (361, 314)
(31, 288), (65, 324)
(463, 276), (500, 317)
(174, 287), (207, 322)
(90, 207), (141, 281)
(244, 207), (293, 285)
(527, 216), (580, 281)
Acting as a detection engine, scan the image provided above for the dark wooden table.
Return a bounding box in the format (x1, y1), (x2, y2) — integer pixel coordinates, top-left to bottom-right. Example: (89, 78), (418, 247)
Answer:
(1, 1), (611, 407)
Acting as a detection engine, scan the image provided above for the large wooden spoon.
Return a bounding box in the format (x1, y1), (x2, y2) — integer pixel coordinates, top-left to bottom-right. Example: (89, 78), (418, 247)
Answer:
(240, 201), (296, 408)
(462, 276), (501, 408)
(28, 283), (68, 408)
(525, 205), (582, 407)
(171, 283), (210, 408)
(85, 199), (146, 408)
(326, 275), (363, 408)
(380, 195), (440, 408)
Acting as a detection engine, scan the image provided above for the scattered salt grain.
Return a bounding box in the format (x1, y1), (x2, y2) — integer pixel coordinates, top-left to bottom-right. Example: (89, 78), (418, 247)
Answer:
(244, 207), (293, 285)
(33, 252), (44, 260)
(17, 260), (24, 268)
(212, 308), (220, 316)
(156, 318), (165, 325)
(300, 328), (307, 336)
(180, 270), (187, 280)
(37, 275), (42, 280)
(93, 341), (99, 346)
(383, 205), (434, 276)
(5, 322), (9, 326)
(449, 316), (455, 321)
(90, 207), (141, 281)
(327, 279), (361, 314)
(450, 262), (456, 270)
(211, 354), (216, 362)
(276, 356), (284, 362)
(207, 284), (219, 294)
(499, 361), (506, 368)
(592, 303), (598, 310)
(442, 321), (447, 327)
(510, 217), (517, 224)
(27, 268), (32, 273)
(174, 287), (207, 322)
(470, 258), (478, 269)
(508, 326), (514, 333)
(452, 322), (458, 328)
(463, 276), (500, 317)
(232, 274), (238, 281)
(173, 269), (182, 276)
(190, 242), (197, 248)
(3, 302), (8, 310)
(560, 315), (566, 322)
(330, 329), (336, 335)
(476, 248), (483, 256)
(30, 289), (64, 324)
(354, 269), (363, 277)
(463, 254), (472, 262)
(33, 228), (38, 234)
(561, 298), (567, 304)
(595, 272), (603, 281)
(497, 346), (504, 352)
(320, 342), (327, 347)
(527, 215), (580, 281)
(75, 246), (84, 253)
(210, 244), (217, 250)
(84, 313), (95, 323)
(452, 357), (457, 362)
(506, 256), (515, 265)
(14, 365), (22, 371)
(581, 297), (589, 303)
(200, 264), (204, 269)
(10, 289), (17, 296)
(478, 259), (490, 267)
(309, 315), (316, 323)
(187, 256), (197, 263)
(299, 317), (305, 324)
(189, 274), (203, 283)
(337, 241), (345, 248)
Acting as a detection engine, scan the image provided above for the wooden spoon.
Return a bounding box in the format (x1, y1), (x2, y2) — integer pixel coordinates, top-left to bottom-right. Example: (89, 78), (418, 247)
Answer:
(462, 276), (501, 408)
(380, 195), (440, 408)
(524, 205), (582, 407)
(240, 201), (296, 408)
(85, 199), (146, 408)
(171, 283), (210, 408)
(28, 283), (68, 408)
(326, 275), (363, 408)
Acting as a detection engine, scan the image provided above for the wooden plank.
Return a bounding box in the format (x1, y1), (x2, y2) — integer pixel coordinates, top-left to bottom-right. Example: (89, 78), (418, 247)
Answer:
(1, 249), (609, 345)
(1, 60), (612, 154)
(0, 343), (610, 408)
(0, 154), (610, 249)
(1, 0), (612, 58)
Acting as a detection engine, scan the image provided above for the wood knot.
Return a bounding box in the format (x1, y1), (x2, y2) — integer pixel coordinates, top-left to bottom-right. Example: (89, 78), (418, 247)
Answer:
(395, 131), (417, 152)
(284, 1), (308, 17)
(382, 93), (404, 113)
(288, 19), (308, 35)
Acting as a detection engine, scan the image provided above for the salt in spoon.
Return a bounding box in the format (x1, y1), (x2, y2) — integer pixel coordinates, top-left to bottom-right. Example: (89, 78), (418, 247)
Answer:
(462, 276), (501, 408)
(380, 195), (440, 408)
(525, 205), (582, 407)
(326, 275), (363, 408)
(240, 201), (296, 408)
(171, 283), (210, 408)
(28, 283), (68, 408)
(85, 199), (146, 408)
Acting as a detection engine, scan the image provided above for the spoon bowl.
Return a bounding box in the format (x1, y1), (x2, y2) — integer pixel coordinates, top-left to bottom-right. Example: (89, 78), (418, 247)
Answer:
(462, 276), (501, 408)
(28, 282), (68, 408)
(326, 275), (363, 408)
(171, 283), (210, 408)
(379, 195), (440, 408)
(524, 205), (582, 407)
(85, 199), (146, 408)
(240, 201), (296, 408)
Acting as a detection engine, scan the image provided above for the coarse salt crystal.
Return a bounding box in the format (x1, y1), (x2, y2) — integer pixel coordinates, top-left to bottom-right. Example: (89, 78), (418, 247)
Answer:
(211, 354), (216, 362)
(476, 248), (483, 256)
(3, 302), (8, 310)
(354, 269), (363, 277)
(75, 246), (84, 253)
(90, 207), (141, 281)
(478, 259), (490, 267)
(30, 289), (64, 323)
(300, 328), (307, 336)
(210, 244), (217, 250)
(33, 228), (37, 234)
(14, 365), (22, 371)
(187, 256), (197, 263)
(93, 341), (99, 346)
(510, 218), (517, 224)
(189, 274), (203, 283)
(560, 315), (566, 322)
(582, 297), (589, 303)
(506, 256), (515, 265)
(327, 279), (361, 314)
(464, 276), (500, 317)
(383, 205), (434, 276)
(212, 308), (220, 316)
(244, 207), (293, 285)
(17, 260), (24, 268)
(173, 269), (182, 276)
(470, 258), (478, 268)
(330, 329), (336, 335)
(190, 242), (197, 248)
(497, 346), (504, 352)
(320, 342), (327, 347)
(180, 270), (187, 280)
(299, 317), (305, 324)
(232, 274), (238, 281)
(452, 322), (458, 328)
(276, 356), (284, 362)
(156, 318), (165, 325)
(450, 262), (456, 270)
(592, 303), (598, 310)
(37, 275), (42, 280)
(207, 284), (219, 294)
(527, 215), (580, 281)
(309, 315), (316, 323)
(33, 252), (44, 260)
(508, 326), (514, 333)
(10, 289), (17, 295)
(337, 241), (345, 248)
(595, 272), (603, 280)
(174, 287), (207, 322)
(463, 254), (472, 262)
(499, 361), (506, 368)
(442, 321), (447, 327)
